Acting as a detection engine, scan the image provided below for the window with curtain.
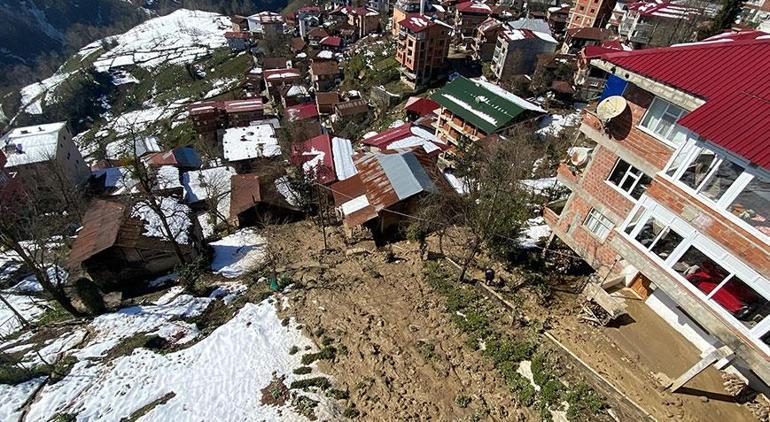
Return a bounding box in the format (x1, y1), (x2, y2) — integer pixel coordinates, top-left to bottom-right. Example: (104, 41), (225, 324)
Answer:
(673, 246), (770, 328)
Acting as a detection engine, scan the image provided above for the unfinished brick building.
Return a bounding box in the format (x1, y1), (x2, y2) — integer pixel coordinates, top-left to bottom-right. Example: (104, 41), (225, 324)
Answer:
(544, 37), (770, 391)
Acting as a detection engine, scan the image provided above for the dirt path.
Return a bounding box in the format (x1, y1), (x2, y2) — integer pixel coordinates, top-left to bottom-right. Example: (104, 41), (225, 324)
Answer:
(270, 222), (532, 420)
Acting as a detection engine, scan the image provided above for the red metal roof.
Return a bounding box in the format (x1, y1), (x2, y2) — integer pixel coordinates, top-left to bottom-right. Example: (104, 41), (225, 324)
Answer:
(319, 36), (343, 47)
(67, 200), (126, 268)
(361, 123), (414, 148)
(405, 97), (440, 117)
(399, 14), (436, 32)
(626, 0), (699, 17)
(229, 174), (262, 220)
(602, 39), (770, 170)
(263, 68), (301, 82)
(702, 29), (770, 42)
(456, 1), (494, 14)
(290, 134), (337, 184)
(223, 99), (263, 113)
(224, 31), (250, 39)
(284, 103), (319, 121)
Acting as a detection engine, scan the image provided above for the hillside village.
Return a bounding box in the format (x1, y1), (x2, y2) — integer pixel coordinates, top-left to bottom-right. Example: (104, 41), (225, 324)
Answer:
(0, 0), (769, 420)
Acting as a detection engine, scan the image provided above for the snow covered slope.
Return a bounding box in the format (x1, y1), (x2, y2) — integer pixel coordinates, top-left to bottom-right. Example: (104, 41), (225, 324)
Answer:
(91, 9), (230, 72)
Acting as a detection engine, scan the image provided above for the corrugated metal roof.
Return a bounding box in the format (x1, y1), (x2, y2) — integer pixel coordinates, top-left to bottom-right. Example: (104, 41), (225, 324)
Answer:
(602, 39), (770, 170)
(431, 77), (543, 134)
(376, 152), (437, 200)
(229, 174), (262, 219)
(291, 134), (337, 185)
(67, 200), (126, 268)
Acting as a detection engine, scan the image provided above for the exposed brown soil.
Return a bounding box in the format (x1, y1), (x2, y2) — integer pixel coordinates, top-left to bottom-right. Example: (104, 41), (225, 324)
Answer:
(269, 221), (534, 420)
(546, 291), (757, 422)
(267, 220), (758, 421)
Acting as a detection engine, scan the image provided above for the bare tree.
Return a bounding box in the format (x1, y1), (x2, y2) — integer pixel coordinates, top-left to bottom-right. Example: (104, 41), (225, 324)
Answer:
(123, 121), (190, 266)
(0, 185), (84, 317)
(194, 167), (233, 233)
(447, 135), (538, 281)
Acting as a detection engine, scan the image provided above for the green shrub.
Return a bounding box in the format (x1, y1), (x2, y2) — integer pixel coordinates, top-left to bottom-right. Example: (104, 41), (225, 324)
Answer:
(456, 394), (472, 408)
(301, 347), (336, 365)
(328, 388), (349, 400)
(0, 365), (48, 385)
(289, 346), (299, 355)
(293, 366), (312, 375)
(290, 376), (331, 390)
(565, 383), (606, 420)
(508, 373), (537, 407)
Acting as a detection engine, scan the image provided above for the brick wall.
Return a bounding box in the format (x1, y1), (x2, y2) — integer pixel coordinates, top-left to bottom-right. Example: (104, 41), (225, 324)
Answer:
(548, 82), (680, 275)
(647, 177), (770, 277)
(551, 194), (621, 275)
(604, 84), (674, 170)
(578, 146), (636, 219)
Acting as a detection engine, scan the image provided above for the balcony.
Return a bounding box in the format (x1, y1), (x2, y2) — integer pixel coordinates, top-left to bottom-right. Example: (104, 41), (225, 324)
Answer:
(543, 197), (568, 227)
(556, 162), (581, 188)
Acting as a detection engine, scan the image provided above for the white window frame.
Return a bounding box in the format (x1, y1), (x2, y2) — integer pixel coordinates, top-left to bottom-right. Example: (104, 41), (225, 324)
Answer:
(638, 97), (689, 148)
(583, 208), (613, 240)
(662, 140), (770, 244)
(606, 158), (651, 201)
(619, 199), (770, 353)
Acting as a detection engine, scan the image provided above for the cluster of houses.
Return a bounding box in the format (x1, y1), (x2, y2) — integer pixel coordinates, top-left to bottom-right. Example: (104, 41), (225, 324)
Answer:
(2, 0), (770, 407)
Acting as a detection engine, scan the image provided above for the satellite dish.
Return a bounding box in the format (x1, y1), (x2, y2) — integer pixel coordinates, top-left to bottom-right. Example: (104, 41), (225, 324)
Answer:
(568, 147), (592, 167)
(596, 95), (628, 122)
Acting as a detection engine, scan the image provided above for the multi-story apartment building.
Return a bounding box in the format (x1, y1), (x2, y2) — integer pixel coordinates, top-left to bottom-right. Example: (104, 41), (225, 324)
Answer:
(395, 14), (451, 89)
(188, 99), (265, 143)
(430, 76), (545, 147)
(491, 23), (558, 80)
(392, 0), (422, 36)
(455, 2), (495, 37)
(544, 37), (770, 389)
(566, 0), (616, 29)
(246, 12), (285, 39)
(343, 7), (381, 39)
(617, 0), (702, 47)
(1, 122), (89, 191)
(742, 0), (770, 26)
(472, 17), (503, 61)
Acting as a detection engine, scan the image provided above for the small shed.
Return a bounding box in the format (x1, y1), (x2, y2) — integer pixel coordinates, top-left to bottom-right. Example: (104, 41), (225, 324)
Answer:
(67, 199), (203, 290)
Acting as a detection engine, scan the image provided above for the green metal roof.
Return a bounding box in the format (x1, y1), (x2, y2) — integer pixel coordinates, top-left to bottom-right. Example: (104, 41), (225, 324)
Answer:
(430, 77), (544, 134)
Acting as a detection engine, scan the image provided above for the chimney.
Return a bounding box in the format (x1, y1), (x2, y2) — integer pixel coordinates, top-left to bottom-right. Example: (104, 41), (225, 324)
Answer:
(420, 0), (425, 15)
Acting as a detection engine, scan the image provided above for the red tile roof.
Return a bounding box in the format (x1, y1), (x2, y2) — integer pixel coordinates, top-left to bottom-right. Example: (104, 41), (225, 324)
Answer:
(601, 39), (770, 169)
